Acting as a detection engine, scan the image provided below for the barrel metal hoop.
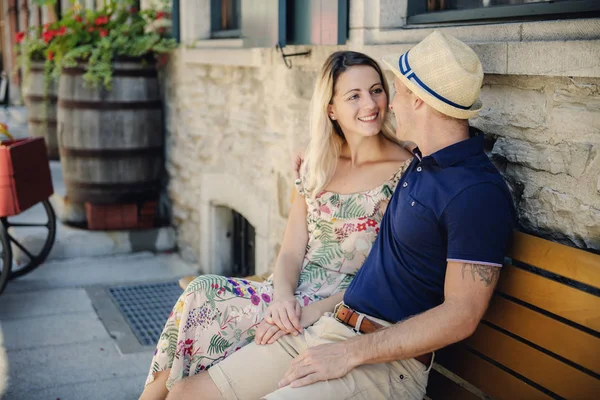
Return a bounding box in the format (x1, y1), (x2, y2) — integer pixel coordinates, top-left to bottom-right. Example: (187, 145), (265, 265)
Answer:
(60, 147), (163, 158)
(28, 118), (58, 125)
(26, 95), (58, 103)
(61, 67), (158, 78)
(64, 180), (159, 190)
(58, 99), (162, 110)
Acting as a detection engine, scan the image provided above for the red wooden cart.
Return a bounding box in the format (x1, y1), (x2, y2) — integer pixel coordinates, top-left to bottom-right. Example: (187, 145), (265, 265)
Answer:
(0, 135), (56, 295)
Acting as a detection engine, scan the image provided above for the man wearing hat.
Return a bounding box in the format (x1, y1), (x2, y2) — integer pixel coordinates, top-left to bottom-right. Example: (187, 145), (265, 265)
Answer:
(168, 31), (515, 400)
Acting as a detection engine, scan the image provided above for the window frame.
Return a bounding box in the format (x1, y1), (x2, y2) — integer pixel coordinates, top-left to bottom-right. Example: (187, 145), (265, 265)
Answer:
(210, 0), (242, 39)
(407, 0), (600, 25)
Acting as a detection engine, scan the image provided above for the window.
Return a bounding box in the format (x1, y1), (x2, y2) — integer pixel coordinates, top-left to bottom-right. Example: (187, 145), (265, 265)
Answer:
(211, 0), (241, 38)
(408, 0), (600, 24)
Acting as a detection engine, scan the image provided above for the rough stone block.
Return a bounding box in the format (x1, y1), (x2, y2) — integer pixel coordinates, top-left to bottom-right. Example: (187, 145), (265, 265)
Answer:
(475, 80), (548, 132)
(507, 40), (600, 78)
(519, 187), (600, 250)
(492, 138), (592, 178)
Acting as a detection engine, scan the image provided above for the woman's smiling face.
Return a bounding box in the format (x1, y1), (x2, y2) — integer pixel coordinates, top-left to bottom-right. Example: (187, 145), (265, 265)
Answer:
(328, 65), (388, 139)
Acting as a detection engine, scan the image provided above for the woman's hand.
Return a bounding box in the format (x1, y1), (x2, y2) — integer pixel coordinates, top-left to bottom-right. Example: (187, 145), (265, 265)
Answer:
(255, 319), (289, 345)
(292, 151), (303, 180)
(264, 295), (303, 336)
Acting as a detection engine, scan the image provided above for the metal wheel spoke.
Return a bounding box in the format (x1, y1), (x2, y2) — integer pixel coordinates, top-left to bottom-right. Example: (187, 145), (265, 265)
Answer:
(6, 233), (34, 261)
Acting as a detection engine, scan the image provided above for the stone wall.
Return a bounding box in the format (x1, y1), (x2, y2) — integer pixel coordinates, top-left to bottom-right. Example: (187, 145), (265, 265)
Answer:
(163, 50), (600, 271)
(163, 51), (318, 269)
(475, 75), (600, 250)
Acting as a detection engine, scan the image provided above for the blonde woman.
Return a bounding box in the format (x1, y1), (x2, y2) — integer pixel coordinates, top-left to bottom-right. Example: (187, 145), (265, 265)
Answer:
(140, 51), (413, 400)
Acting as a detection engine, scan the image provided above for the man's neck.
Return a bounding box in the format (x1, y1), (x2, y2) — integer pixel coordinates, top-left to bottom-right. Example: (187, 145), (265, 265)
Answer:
(415, 119), (470, 157)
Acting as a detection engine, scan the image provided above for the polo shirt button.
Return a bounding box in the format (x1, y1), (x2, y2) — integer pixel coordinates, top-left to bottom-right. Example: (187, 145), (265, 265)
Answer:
(417, 166), (422, 172)
(411, 201), (415, 206)
(402, 182), (408, 188)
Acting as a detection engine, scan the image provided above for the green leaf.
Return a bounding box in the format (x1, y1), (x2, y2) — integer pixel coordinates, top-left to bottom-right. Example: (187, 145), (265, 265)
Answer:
(208, 335), (233, 356)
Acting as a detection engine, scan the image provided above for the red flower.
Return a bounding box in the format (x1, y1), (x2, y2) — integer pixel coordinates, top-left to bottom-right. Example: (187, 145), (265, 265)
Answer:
(366, 219), (377, 227)
(357, 223), (367, 232)
(95, 15), (109, 25)
(158, 54), (169, 66)
(42, 30), (54, 43)
(375, 227), (380, 234)
(56, 26), (67, 36)
(47, 51), (54, 61)
(15, 31), (25, 44)
(99, 29), (108, 37)
(156, 11), (165, 19)
(74, 15), (83, 23)
(43, 23), (51, 32)
(88, 27), (95, 33)
(129, 7), (138, 13)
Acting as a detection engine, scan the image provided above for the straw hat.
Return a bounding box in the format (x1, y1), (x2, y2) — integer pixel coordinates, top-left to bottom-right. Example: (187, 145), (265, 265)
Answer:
(382, 31), (483, 119)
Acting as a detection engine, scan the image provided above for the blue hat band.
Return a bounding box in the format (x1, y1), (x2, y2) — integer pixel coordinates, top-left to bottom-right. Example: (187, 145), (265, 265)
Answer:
(399, 51), (473, 111)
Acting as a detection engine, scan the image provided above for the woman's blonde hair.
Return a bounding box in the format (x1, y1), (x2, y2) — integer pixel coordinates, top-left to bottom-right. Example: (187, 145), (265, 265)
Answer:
(300, 51), (400, 199)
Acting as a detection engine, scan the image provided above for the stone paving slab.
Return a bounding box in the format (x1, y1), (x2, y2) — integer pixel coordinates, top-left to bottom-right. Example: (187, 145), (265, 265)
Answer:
(0, 288), (93, 320)
(4, 340), (151, 396)
(4, 252), (196, 294)
(4, 374), (148, 400)
(2, 312), (110, 351)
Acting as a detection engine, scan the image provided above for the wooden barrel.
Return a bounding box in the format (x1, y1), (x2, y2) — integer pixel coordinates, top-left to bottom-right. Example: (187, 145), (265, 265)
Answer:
(25, 62), (59, 160)
(57, 57), (163, 204)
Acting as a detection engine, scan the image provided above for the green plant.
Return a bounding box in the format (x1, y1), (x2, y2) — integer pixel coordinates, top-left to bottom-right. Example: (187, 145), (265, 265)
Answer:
(14, 22), (58, 86)
(44, 0), (177, 89)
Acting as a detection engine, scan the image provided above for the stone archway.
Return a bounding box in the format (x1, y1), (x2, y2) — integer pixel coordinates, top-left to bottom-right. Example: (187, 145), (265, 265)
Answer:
(197, 172), (271, 277)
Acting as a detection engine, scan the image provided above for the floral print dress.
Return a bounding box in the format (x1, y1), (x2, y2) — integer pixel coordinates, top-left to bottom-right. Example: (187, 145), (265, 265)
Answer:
(145, 161), (410, 390)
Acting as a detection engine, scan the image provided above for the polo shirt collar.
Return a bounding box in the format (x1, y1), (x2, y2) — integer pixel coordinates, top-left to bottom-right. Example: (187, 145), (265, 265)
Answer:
(412, 127), (484, 168)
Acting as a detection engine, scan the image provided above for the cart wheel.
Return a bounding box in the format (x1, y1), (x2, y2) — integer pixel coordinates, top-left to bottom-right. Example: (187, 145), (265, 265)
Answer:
(3, 199), (57, 280)
(0, 226), (13, 295)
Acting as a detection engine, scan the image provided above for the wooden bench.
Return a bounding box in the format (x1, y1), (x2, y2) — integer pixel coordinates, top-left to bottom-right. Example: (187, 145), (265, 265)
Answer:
(428, 231), (600, 399)
(179, 189), (600, 398)
(184, 230), (599, 398)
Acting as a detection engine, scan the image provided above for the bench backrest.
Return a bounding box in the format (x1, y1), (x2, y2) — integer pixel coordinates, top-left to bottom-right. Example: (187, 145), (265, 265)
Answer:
(429, 231), (600, 400)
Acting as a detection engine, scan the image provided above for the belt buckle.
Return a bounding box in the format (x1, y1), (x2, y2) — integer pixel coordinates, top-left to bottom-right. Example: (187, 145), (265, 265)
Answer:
(333, 302), (347, 324)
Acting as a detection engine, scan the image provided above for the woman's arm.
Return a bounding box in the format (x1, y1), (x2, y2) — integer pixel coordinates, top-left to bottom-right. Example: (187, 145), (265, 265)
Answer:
(300, 291), (345, 327)
(257, 291), (346, 345)
(264, 192), (310, 335)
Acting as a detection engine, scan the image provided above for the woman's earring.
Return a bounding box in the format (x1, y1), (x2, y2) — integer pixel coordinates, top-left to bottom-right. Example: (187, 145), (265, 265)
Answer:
(330, 114), (336, 120)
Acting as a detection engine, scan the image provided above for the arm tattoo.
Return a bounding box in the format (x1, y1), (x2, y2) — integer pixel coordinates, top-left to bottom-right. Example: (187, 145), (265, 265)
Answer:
(461, 263), (500, 287)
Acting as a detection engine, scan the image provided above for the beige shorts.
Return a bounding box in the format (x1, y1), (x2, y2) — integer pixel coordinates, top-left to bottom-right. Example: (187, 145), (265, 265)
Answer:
(208, 312), (430, 400)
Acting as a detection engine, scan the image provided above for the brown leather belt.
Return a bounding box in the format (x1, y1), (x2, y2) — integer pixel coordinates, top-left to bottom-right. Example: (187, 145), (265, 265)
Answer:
(334, 304), (433, 368)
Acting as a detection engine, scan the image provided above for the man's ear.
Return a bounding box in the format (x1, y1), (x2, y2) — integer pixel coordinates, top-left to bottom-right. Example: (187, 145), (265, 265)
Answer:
(413, 95), (425, 111)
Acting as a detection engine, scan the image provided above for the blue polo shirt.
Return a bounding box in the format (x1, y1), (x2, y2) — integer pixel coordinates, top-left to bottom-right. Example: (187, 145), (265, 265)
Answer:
(344, 130), (515, 323)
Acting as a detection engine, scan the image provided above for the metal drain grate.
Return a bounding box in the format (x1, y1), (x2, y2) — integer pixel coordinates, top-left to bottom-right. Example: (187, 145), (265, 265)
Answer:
(108, 281), (183, 346)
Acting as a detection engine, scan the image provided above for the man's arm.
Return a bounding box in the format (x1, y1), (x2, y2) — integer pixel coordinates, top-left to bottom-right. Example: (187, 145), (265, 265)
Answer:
(345, 261), (499, 365)
(278, 261), (499, 388)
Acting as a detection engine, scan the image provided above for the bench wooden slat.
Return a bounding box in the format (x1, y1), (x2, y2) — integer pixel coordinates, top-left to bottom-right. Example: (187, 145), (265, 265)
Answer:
(466, 324), (600, 400)
(436, 346), (553, 400)
(509, 231), (600, 289)
(484, 295), (600, 375)
(427, 369), (480, 400)
(497, 265), (600, 332)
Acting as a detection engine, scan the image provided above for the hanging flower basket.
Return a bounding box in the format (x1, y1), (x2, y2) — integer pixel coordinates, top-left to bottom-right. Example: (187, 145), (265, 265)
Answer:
(0, 137), (54, 216)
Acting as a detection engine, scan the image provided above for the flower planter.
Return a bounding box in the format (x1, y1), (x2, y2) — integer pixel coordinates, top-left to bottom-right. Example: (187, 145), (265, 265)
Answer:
(57, 57), (163, 205)
(24, 62), (59, 160)
(0, 137), (54, 216)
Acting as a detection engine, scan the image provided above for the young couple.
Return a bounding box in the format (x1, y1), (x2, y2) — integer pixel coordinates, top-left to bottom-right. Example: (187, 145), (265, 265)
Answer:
(140, 31), (515, 400)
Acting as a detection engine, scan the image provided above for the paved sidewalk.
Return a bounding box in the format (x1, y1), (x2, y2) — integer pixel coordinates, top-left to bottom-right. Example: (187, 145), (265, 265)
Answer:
(0, 252), (198, 400)
(0, 106), (200, 399)
(0, 106), (28, 139)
